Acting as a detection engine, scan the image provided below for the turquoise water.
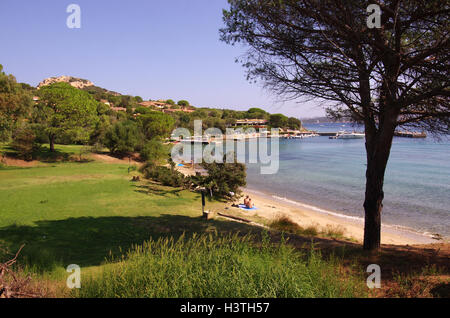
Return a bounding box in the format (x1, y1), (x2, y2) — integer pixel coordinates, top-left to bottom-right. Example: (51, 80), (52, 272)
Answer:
(245, 123), (450, 238)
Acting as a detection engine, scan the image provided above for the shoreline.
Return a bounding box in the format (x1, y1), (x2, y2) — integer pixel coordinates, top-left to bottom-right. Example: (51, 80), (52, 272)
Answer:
(243, 188), (437, 245)
(174, 164), (439, 245)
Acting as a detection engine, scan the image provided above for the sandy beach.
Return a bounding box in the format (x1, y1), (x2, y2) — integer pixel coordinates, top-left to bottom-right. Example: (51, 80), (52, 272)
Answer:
(238, 188), (436, 245)
(174, 164), (437, 245)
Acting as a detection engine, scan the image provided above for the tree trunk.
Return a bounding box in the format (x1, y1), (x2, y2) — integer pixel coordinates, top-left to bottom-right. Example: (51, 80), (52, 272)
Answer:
(49, 134), (55, 152)
(363, 119), (397, 251)
(363, 158), (385, 251)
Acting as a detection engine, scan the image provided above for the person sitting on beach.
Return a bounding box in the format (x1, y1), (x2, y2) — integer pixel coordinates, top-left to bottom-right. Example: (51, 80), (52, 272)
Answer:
(243, 195), (250, 206)
(246, 199), (253, 209)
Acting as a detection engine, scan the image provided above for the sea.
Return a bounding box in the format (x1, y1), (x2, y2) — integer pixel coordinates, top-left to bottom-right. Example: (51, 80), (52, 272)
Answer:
(245, 123), (450, 239)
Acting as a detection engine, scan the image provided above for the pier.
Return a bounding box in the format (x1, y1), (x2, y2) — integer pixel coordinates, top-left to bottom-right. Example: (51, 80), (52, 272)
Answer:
(394, 131), (427, 138)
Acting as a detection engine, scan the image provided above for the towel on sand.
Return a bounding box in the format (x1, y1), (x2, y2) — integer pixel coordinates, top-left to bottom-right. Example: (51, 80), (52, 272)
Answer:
(238, 204), (258, 211)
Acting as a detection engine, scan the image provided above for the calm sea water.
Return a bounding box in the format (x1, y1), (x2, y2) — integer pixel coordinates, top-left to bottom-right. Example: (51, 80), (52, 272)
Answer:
(245, 123), (450, 238)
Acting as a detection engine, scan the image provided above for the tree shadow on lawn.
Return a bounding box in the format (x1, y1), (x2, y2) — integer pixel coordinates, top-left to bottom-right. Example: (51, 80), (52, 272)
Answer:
(0, 214), (260, 273)
(133, 184), (183, 197)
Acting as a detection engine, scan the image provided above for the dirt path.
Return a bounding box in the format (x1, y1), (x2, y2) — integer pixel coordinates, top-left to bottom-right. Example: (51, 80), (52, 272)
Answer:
(0, 156), (39, 167)
(90, 153), (141, 165)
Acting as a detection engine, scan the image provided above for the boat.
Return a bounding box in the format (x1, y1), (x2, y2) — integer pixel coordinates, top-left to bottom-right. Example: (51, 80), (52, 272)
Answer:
(181, 136), (211, 144)
(329, 130), (365, 139)
(336, 131), (365, 139)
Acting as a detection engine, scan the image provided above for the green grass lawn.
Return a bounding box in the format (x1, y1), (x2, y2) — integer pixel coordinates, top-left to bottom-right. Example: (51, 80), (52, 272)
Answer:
(0, 145), (368, 298)
(0, 158), (258, 275)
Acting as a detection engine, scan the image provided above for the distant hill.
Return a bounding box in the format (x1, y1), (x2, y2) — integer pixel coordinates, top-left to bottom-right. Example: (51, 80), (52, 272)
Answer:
(37, 76), (121, 96)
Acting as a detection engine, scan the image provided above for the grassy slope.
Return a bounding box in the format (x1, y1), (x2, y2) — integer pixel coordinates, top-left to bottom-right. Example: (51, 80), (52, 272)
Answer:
(78, 234), (366, 298)
(0, 145), (369, 297)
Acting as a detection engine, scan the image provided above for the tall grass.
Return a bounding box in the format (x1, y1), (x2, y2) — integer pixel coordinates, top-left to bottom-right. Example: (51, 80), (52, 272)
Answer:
(269, 215), (348, 240)
(269, 215), (318, 237)
(77, 233), (367, 298)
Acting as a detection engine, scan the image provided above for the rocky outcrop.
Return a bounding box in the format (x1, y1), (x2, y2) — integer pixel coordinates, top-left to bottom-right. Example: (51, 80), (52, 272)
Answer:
(37, 76), (94, 89)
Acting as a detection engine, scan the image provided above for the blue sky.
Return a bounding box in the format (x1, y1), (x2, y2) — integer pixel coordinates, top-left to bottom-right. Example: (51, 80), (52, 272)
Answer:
(0, 0), (324, 118)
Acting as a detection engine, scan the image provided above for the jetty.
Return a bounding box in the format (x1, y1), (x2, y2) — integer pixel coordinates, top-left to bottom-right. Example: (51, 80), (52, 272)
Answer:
(394, 131), (427, 138)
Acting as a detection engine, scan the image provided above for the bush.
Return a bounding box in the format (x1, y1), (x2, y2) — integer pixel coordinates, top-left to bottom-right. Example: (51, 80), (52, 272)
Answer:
(76, 234), (367, 298)
(11, 127), (40, 161)
(141, 164), (186, 187)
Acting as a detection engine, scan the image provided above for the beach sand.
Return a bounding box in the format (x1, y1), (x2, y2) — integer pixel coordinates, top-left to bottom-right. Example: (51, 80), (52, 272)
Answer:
(174, 165), (437, 245)
(238, 188), (436, 245)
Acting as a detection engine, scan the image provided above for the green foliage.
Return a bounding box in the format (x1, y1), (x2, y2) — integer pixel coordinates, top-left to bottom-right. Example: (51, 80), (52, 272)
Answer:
(177, 113), (190, 126)
(208, 109), (220, 117)
(96, 102), (111, 116)
(11, 126), (41, 161)
(139, 112), (175, 139)
(287, 117), (302, 130)
(139, 139), (167, 163)
(246, 107), (269, 119)
(36, 83), (98, 150)
(104, 120), (142, 155)
(194, 155), (246, 199)
(166, 99), (175, 105)
(89, 115), (112, 146)
(0, 65), (33, 141)
(77, 233), (367, 298)
(141, 164), (186, 187)
(134, 106), (152, 115)
(177, 100), (190, 107)
(118, 95), (138, 109)
(269, 113), (289, 128)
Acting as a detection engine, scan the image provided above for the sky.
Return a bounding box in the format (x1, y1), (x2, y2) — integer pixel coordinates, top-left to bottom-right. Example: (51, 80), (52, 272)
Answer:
(0, 0), (325, 118)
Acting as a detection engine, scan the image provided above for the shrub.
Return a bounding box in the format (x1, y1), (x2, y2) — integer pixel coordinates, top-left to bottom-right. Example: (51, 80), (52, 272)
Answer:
(141, 164), (186, 187)
(11, 127), (40, 161)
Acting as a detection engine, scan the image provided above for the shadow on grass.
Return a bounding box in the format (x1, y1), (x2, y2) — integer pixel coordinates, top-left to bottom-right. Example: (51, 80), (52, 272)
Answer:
(1, 144), (81, 163)
(0, 214), (261, 273)
(133, 184), (183, 197)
